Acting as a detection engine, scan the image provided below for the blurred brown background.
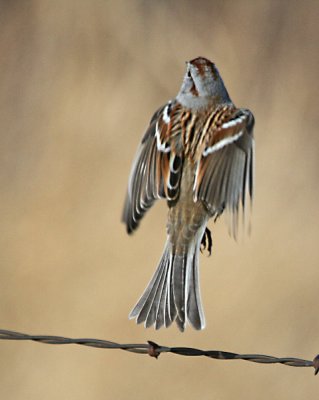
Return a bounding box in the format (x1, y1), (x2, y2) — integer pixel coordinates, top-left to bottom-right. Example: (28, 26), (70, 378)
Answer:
(1, 0), (319, 399)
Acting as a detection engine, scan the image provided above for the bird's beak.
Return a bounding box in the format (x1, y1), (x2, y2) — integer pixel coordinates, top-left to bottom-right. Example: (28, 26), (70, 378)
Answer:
(186, 63), (193, 79)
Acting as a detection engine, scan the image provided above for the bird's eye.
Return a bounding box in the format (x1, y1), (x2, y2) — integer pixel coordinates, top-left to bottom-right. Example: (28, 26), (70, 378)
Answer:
(187, 71), (191, 78)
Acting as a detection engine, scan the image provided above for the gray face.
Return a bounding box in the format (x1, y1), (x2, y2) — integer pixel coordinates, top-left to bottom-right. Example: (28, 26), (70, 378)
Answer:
(177, 57), (231, 109)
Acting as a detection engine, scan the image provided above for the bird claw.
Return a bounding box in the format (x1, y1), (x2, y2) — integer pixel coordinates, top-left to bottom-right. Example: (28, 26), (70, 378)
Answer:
(200, 227), (213, 256)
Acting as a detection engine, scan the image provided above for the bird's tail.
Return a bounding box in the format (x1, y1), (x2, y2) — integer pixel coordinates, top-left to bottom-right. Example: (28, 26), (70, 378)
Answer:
(129, 233), (205, 331)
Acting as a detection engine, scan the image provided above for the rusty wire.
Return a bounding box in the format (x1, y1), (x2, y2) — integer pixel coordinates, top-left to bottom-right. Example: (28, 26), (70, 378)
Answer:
(0, 329), (318, 375)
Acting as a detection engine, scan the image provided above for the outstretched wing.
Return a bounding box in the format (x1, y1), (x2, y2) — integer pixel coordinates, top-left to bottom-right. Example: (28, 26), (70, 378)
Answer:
(194, 107), (255, 237)
(122, 103), (183, 234)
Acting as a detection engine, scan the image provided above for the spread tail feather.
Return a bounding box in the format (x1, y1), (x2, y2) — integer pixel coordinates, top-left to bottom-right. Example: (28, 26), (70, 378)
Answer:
(129, 238), (205, 331)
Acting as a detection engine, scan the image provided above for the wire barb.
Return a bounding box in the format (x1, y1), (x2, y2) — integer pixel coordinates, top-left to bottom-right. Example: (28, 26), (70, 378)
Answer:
(0, 329), (317, 375)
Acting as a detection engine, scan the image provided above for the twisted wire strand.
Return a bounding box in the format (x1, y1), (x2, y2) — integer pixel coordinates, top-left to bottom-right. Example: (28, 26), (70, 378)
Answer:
(0, 329), (318, 375)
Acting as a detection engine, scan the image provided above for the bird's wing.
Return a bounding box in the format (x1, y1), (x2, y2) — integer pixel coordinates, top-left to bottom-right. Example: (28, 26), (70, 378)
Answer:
(122, 103), (183, 234)
(194, 107), (255, 237)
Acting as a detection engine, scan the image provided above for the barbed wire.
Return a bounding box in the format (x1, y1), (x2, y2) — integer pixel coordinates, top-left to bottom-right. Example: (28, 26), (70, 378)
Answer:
(0, 329), (318, 375)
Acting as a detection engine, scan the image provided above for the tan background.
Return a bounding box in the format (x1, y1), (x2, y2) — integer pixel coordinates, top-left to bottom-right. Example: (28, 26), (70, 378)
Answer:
(1, 1), (319, 399)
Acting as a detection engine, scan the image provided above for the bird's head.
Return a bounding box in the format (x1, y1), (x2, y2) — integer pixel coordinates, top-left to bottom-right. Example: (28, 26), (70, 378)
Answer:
(177, 57), (231, 109)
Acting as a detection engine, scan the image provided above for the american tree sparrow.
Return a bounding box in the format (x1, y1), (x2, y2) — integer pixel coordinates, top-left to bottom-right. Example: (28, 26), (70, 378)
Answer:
(123, 57), (254, 331)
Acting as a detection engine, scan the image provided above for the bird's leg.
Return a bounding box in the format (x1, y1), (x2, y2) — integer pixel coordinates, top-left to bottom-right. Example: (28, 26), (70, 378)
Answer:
(213, 202), (225, 223)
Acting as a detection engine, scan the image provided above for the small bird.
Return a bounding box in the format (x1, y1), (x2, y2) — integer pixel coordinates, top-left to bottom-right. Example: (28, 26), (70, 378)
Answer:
(122, 57), (254, 331)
